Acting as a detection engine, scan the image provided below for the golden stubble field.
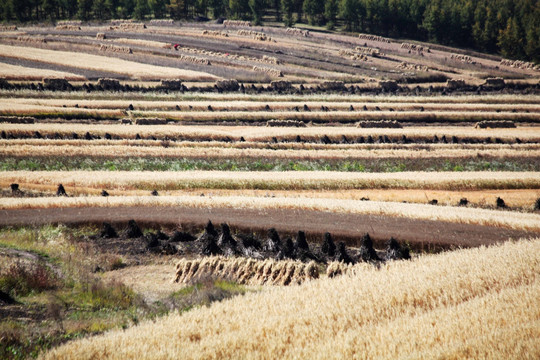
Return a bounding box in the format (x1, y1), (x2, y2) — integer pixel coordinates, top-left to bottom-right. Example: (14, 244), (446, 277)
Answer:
(1, 21), (539, 360)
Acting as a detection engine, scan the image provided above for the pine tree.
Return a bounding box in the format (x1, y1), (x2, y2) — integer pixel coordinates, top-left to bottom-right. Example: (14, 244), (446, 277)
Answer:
(281, 0), (294, 26)
(324, 0), (337, 29)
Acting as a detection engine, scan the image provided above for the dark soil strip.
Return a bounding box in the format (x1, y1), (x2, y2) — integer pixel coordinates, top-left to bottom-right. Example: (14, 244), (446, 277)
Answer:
(1, 206), (537, 252)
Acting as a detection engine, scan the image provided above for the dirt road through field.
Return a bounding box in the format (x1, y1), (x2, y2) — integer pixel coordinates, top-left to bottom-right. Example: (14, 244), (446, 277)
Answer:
(1, 206), (537, 251)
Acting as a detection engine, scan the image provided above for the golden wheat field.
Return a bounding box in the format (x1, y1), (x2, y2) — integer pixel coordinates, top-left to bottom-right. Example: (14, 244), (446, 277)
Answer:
(1, 20), (540, 359)
(43, 239), (540, 360)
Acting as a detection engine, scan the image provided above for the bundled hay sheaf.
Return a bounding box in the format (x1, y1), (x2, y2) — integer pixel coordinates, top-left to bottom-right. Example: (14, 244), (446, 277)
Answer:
(450, 53), (475, 64)
(43, 78), (72, 91)
(237, 29), (272, 42)
(286, 28), (309, 37)
(266, 119), (306, 127)
(262, 55), (279, 64)
(358, 33), (391, 43)
(401, 42), (429, 53)
(96, 32), (106, 40)
(57, 20), (82, 26)
(110, 19), (135, 25)
(319, 81), (346, 91)
(55, 24), (81, 30)
(174, 256), (318, 286)
(253, 66), (282, 77)
(484, 77), (505, 87)
(397, 62), (428, 72)
(17, 36), (46, 43)
(99, 44), (132, 54)
(160, 79), (183, 90)
(202, 30), (228, 37)
(215, 79), (239, 91)
(357, 120), (402, 128)
(97, 78), (122, 90)
(474, 120), (516, 129)
(0, 25), (17, 31)
(379, 80), (398, 91)
(118, 23), (147, 30)
(149, 19), (174, 25)
(500, 59), (539, 71)
(355, 46), (380, 56)
(446, 79), (466, 89)
(270, 80), (292, 91)
(339, 49), (369, 62)
(178, 54), (210, 65)
(223, 20), (251, 27)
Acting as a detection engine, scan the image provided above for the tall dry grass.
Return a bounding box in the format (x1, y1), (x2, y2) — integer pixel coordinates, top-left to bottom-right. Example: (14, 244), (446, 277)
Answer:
(174, 257), (319, 286)
(2, 143), (538, 160)
(1, 194), (539, 231)
(0, 44), (219, 81)
(43, 238), (540, 359)
(2, 171), (538, 191)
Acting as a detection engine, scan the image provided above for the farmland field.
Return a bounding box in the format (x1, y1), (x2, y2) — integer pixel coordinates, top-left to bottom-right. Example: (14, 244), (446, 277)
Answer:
(1, 19), (539, 359)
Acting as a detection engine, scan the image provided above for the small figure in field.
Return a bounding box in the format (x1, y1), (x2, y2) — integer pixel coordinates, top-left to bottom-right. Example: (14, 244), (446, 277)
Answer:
(496, 197), (506, 208)
(101, 190), (109, 197)
(428, 199), (438, 205)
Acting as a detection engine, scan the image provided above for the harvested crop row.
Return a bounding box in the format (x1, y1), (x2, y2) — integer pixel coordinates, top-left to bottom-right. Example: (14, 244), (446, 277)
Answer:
(2, 170), (539, 191)
(5, 98), (540, 113)
(4, 184), (537, 210)
(43, 239), (540, 359)
(4, 91), (539, 105)
(2, 144), (538, 160)
(1, 124), (538, 142)
(174, 256), (318, 286)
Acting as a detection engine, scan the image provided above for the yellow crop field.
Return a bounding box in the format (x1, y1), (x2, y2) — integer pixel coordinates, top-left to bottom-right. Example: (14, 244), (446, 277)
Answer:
(0, 62), (86, 81)
(2, 21), (540, 359)
(43, 239), (540, 360)
(2, 170), (539, 191)
(0, 44), (220, 81)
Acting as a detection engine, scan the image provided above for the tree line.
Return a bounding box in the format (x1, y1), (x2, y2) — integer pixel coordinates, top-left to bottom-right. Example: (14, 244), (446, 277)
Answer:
(1, 0), (538, 63)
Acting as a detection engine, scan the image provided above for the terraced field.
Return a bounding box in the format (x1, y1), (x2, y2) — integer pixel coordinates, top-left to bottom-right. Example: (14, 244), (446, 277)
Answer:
(0, 21), (539, 359)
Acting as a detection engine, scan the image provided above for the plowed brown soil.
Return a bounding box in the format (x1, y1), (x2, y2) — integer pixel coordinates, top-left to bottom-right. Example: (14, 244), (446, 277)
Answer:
(1, 206), (537, 251)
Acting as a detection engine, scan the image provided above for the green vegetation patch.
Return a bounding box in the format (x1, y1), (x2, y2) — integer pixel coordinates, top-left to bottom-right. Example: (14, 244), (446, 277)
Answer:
(1, 156), (539, 172)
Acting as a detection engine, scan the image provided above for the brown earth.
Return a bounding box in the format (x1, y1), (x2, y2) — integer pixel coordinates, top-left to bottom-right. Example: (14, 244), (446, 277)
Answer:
(1, 206), (537, 251)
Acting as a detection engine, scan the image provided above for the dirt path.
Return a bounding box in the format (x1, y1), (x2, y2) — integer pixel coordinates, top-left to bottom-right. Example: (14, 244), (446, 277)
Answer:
(1, 206), (537, 251)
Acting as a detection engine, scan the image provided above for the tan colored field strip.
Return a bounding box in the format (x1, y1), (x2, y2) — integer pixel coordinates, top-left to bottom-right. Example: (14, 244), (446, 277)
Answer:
(2, 124), (539, 142)
(2, 143), (538, 159)
(0, 63), (86, 81)
(5, 97), (540, 112)
(43, 239), (540, 359)
(2, 181), (538, 210)
(2, 103), (537, 122)
(0, 44), (219, 81)
(3, 91), (539, 105)
(2, 194), (540, 231)
(2, 171), (539, 191)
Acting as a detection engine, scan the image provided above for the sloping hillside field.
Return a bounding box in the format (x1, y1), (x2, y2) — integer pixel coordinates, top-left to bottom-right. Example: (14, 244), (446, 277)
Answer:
(0, 21), (539, 359)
